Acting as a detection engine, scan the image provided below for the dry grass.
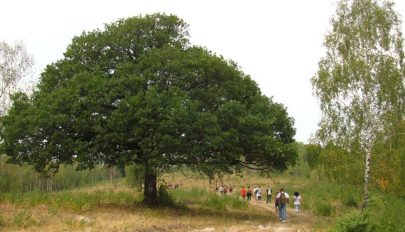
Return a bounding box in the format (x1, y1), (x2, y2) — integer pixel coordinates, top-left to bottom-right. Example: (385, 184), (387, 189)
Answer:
(0, 171), (316, 232)
(0, 199), (275, 232)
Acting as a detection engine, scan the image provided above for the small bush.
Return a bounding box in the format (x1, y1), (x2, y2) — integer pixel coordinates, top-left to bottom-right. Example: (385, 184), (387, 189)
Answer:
(332, 212), (367, 232)
(343, 195), (358, 208)
(205, 195), (226, 210)
(157, 186), (176, 207)
(315, 202), (335, 216)
(229, 196), (248, 209)
(332, 194), (405, 232)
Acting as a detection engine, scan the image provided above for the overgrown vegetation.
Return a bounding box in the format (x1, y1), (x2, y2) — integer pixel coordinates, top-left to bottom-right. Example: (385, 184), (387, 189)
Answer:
(0, 155), (117, 193)
(332, 194), (405, 232)
(0, 188), (140, 211)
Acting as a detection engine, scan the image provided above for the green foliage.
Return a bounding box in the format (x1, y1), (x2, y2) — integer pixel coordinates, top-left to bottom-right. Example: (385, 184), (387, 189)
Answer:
(315, 202), (335, 216)
(1, 14), (297, 204)
(312, 0), (405, 208)
(0, 189), (140, 211)
(296, 179), (363, 216)
(125, 164), (144, 190)
(333, 194), (405, 232)
(0, 156), (111, 193)
(205, 194), (227, 210)
(287, 142), (312, 177)
(171, 187), (247, 211)
(305, 143), (322, 168)
(157, 186), (176, 207)
(372, 121), (405, 197)
(319, 143), (363, 184)
(312, 0), (405, 146)
(343, 195), (358, 208)
(332, 211), (368, 232)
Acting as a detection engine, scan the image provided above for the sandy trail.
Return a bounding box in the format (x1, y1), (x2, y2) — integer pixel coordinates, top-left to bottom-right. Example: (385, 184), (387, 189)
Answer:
(249, 200), (309, 232)
(193, 200), (310, 232)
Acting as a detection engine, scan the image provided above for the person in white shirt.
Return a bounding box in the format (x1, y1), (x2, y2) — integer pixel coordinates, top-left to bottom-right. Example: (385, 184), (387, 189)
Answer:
(256, 186), (262, 200)
(276, 188), (290, 223)
(253, 186), (258, 200)
(266, 186), (272, 204)
(293, 192), (302, 213)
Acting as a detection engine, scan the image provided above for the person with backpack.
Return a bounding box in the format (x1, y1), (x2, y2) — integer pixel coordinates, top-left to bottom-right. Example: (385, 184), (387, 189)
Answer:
(276, 188), (290, 223)
(253, 186), (258, 200)
(266, 186), (272, 204)
(293, 192), (302, 213)
(246, 187), (252, 201)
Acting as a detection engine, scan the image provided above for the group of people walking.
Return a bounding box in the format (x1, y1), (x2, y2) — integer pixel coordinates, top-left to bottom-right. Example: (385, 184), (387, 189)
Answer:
(215, 184), (233, 195)
(239, 186), (272, 202)
(240, 186), (303, 223)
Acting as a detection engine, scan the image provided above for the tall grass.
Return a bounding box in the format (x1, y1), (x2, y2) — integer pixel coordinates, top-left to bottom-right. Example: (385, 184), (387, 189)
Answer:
(289, 179), (362, 215)
(0, 155), (118, 192)
(0, 189), (141, 211)
(171, 187), (247, 210)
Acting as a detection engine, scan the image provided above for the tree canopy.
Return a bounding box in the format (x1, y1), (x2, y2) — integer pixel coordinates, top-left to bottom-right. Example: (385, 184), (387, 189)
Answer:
(0, 14), (297, 204)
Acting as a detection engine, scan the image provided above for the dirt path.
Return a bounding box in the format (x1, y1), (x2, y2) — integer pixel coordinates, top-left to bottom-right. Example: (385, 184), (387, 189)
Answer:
(192, 200), (310, 232)
(249, 200), (310, 232)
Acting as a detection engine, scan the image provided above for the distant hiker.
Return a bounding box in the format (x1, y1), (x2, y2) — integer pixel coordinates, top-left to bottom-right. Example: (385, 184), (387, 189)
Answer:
(266, 186), (272, 204)
(256, 186), (262, 200)
(240, 186), (247, 200)
(293, 192), (302, 213)
(274, 191), (279, 213)
(247, 187), (252, 201)
(218, 185), (224, 195)
(253, 186), (258, 200)
(276, 188), (290, 223)
(224, 186), (228, 195)
(229, 185), (233, 193)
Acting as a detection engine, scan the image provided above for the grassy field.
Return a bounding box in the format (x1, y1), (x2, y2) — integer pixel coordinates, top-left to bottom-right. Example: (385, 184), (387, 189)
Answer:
(0, 171), (369, 232)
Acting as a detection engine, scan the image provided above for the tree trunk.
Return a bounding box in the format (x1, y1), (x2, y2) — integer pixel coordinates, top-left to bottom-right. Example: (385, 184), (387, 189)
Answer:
(143, 162), (158, 205)
(362, 149), (371, 210)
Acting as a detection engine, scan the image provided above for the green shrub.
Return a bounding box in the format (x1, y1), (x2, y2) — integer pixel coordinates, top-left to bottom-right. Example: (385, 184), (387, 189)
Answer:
(0, 190), (140, 211)
(157, 186), (176, 207)
(332, 194), (405, 232)
(315, 202), (335, 216)
(229, 196), (248, 209)
(343, 195), (358, 208)
(171, 187), (208, 205)
(205, 194), (227, 210)
(332, 212), (367, 232)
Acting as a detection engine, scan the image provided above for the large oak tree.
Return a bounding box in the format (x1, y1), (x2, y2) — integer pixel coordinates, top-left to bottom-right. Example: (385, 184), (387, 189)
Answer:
(0, 14), (297, 204)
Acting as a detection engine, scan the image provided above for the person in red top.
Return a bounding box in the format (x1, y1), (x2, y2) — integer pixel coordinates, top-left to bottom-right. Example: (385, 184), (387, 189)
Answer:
(240, 186), (247, 200)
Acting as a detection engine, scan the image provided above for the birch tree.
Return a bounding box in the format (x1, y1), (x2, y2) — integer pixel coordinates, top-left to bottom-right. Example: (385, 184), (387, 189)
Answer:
(312, 0), (405, 209)
(0, 41), (33, 115)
